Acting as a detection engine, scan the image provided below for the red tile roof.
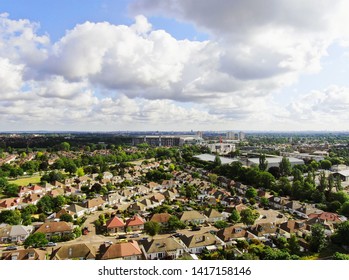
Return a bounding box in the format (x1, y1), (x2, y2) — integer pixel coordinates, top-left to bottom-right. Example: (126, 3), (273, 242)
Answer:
(126, 215), (145, 226)
(106, 216), (126, 229)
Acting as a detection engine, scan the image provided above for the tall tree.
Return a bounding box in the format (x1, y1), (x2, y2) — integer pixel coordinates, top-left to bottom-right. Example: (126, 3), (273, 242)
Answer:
(309, 224), (327, 253)
(240, 208), (259, 226)
(279, 157), (292, 177)
(259, 154), (268, 171)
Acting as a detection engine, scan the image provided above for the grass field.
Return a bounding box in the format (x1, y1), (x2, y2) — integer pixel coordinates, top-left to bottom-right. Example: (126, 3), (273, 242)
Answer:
(9, 175), (42, 186)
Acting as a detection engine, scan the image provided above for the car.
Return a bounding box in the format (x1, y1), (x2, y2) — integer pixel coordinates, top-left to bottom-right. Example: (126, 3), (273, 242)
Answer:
(5, 246), (18, 251)
(117, 235), (127, 239)
(172, 233), (183, 237)
(130, 233), (140, 238)
(191, 226), (201, 231)
(47, 242), (57, 247)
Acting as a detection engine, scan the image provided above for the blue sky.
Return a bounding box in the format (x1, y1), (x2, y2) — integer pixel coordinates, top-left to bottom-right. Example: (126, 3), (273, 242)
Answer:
(0, 0), (349, 132)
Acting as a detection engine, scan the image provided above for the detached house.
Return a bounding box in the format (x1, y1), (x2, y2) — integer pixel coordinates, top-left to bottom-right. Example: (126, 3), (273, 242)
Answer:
(99, 241), (142, 260)
(179, 233), (224, 254)
(1, 248), (47, 260)
(106, 216), (126, 234)
(83, 197), (107, 212)
(140, 237), (184, 260)
(51, 243), (97, 260)
(35, 221), (74, 239)
(179, 211), (206, 225)
(126, 215), (145, 232)
(149, 213), (172, 226)
(204, 208), (224, 223)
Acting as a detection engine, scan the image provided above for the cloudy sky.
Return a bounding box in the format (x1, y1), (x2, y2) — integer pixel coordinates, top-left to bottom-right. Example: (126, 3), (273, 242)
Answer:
(0, 0), (349, 132)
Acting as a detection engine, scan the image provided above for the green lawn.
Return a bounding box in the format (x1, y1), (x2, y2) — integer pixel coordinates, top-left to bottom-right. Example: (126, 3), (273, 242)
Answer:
(9, 175), (42, 186)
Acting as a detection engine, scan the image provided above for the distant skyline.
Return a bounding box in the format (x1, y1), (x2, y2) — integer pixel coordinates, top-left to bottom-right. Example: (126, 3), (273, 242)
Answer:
(1, 1), (349, 132)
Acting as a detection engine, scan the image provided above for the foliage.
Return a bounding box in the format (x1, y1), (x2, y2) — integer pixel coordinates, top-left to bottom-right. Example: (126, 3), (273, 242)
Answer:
(309, 224), (327, 253)
(144, 221), (161, 236)
(24, 232), (48, 248)
(240, 208), (259, 226)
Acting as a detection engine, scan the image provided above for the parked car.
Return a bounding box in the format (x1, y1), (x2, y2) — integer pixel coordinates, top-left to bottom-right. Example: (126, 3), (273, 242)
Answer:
(172, 233), (183, 237)
(130, 233), (140, 238)
(5, 246), (18, 251)
(47, 242), (57, 247)
(117, 235), (127, 239)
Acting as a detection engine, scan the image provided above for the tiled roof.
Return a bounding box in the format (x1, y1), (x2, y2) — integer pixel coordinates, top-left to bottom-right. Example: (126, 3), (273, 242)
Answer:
(99, 241), (142, 260)
(150, 213), (172, 224)
(126, 215), (145, 226)
(36, 221), (73, 234)
(51, 243), (96, 260)
(106, 216), (126, 228)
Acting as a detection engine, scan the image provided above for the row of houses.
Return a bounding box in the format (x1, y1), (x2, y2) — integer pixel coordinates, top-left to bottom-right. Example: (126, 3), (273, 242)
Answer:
(1, 231), (225, 260)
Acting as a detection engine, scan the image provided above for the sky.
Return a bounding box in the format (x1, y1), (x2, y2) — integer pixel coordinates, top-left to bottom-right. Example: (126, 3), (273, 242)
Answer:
(1, 0), (349, 132)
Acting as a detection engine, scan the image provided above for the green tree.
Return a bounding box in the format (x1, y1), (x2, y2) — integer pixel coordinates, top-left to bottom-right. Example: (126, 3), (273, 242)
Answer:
(331, 220), (349, 245)
(37, 195), (54, 213)
(167, 216), (186, 231)
(24, 232), (48, 248)
(245, 187), (257, 200)
(288, 234), (301, 255)
(240, 208), (259, 226)
(214, 220), (228, 229)
(320, 160), (332, 170)
(0, 210), (22, 225)
(259, 154), (268, 171)
(144, 221), (161, 236)
(228, 209), (241, 224)
(59, 213), (73, 223)
(60, 142), (70, 151)
(279, 157), (292, 177)
(309, 224), (327, 253)
(76, 167), (85, 177)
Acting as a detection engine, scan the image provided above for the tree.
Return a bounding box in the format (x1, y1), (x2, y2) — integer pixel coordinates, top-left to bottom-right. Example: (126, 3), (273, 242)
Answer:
(332, 220), (349, 246)
(245, 187), (257, 200)
(37, 195), (54, 213)
(240, 208), (259, 226)
(259, 154), (268, 171)
(60, 142), (70, 151)
(320, 160), (332, 170)
(214, 220), (228, 229)
(228, 209), (241, 224)
(144, 221), (161, 236)
(167, 215), (186, 231)
(0, 210), (22, 225)
(23, 232), (48, 248)
(214, 155), (222, 167)
(59, 213), (73, 223)
(288, 234), (301, 255)
(279, 157), (292, 177)
(76, 167), (85, 177)
(309, 224), (327, 253)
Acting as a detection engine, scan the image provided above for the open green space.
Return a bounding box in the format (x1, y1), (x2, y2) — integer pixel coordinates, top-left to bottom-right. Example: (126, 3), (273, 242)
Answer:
(9, 175), (42, 186)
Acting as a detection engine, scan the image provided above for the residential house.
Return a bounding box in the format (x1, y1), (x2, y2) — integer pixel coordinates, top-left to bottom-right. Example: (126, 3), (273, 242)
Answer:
(179, 211), (206, 225)
(149, 193), (165, 205)
(127, 202), (147, 213)
(278, 220), (307, 238)
(35, 221), (74, 239)
(51, 243), (97, 260)
(99, 241), (142, 260)
(140, 237), (185, 260)
(133, 185), (150, 195)
(179, 233), (225, 254)
(149, 213), (172, 226)
(0, 197), (21, 210)
(1, 248), (47, 260)
(104, 192), (124, 206)
(308, 211), (343, 224)
(250, 222), (278, 238)
(268, 196), (289, 210)
(8, 225), (34, 243)
(216, 225), (248, 243)
(106, 216), (126, 234)
(126, 215), (145, 232)
(204, 208), (224, 223)
(65, 204), (87, 218)
(83, 197), (107, 212)
(162, 190), (177, 201)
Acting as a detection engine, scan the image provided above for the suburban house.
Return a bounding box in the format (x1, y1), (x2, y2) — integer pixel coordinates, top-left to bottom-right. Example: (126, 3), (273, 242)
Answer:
(308, 211), (344, 224)
(106, 216), (126, 234)
(65, 204), (86, 218)
(50, 243), (97, 260)
(82, 197), (107, 212)
(204, 208), (224, 223)
(179, 233), (225, 254)
(35, 221), (74, 239)
(126, 215), (145, 232)
(99, 241), (143, 260)
(278, 220), (307, 237)
(0, 197), (21, 211)
(149, 213), (172, 226)
(140, 237), (185, 260)
(0, 224), (33, 244)
(216, 225), (248, 243)
(249, 222), (278, 238)
(179, 210), (207, 225)
(1, 248), (47, 260)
